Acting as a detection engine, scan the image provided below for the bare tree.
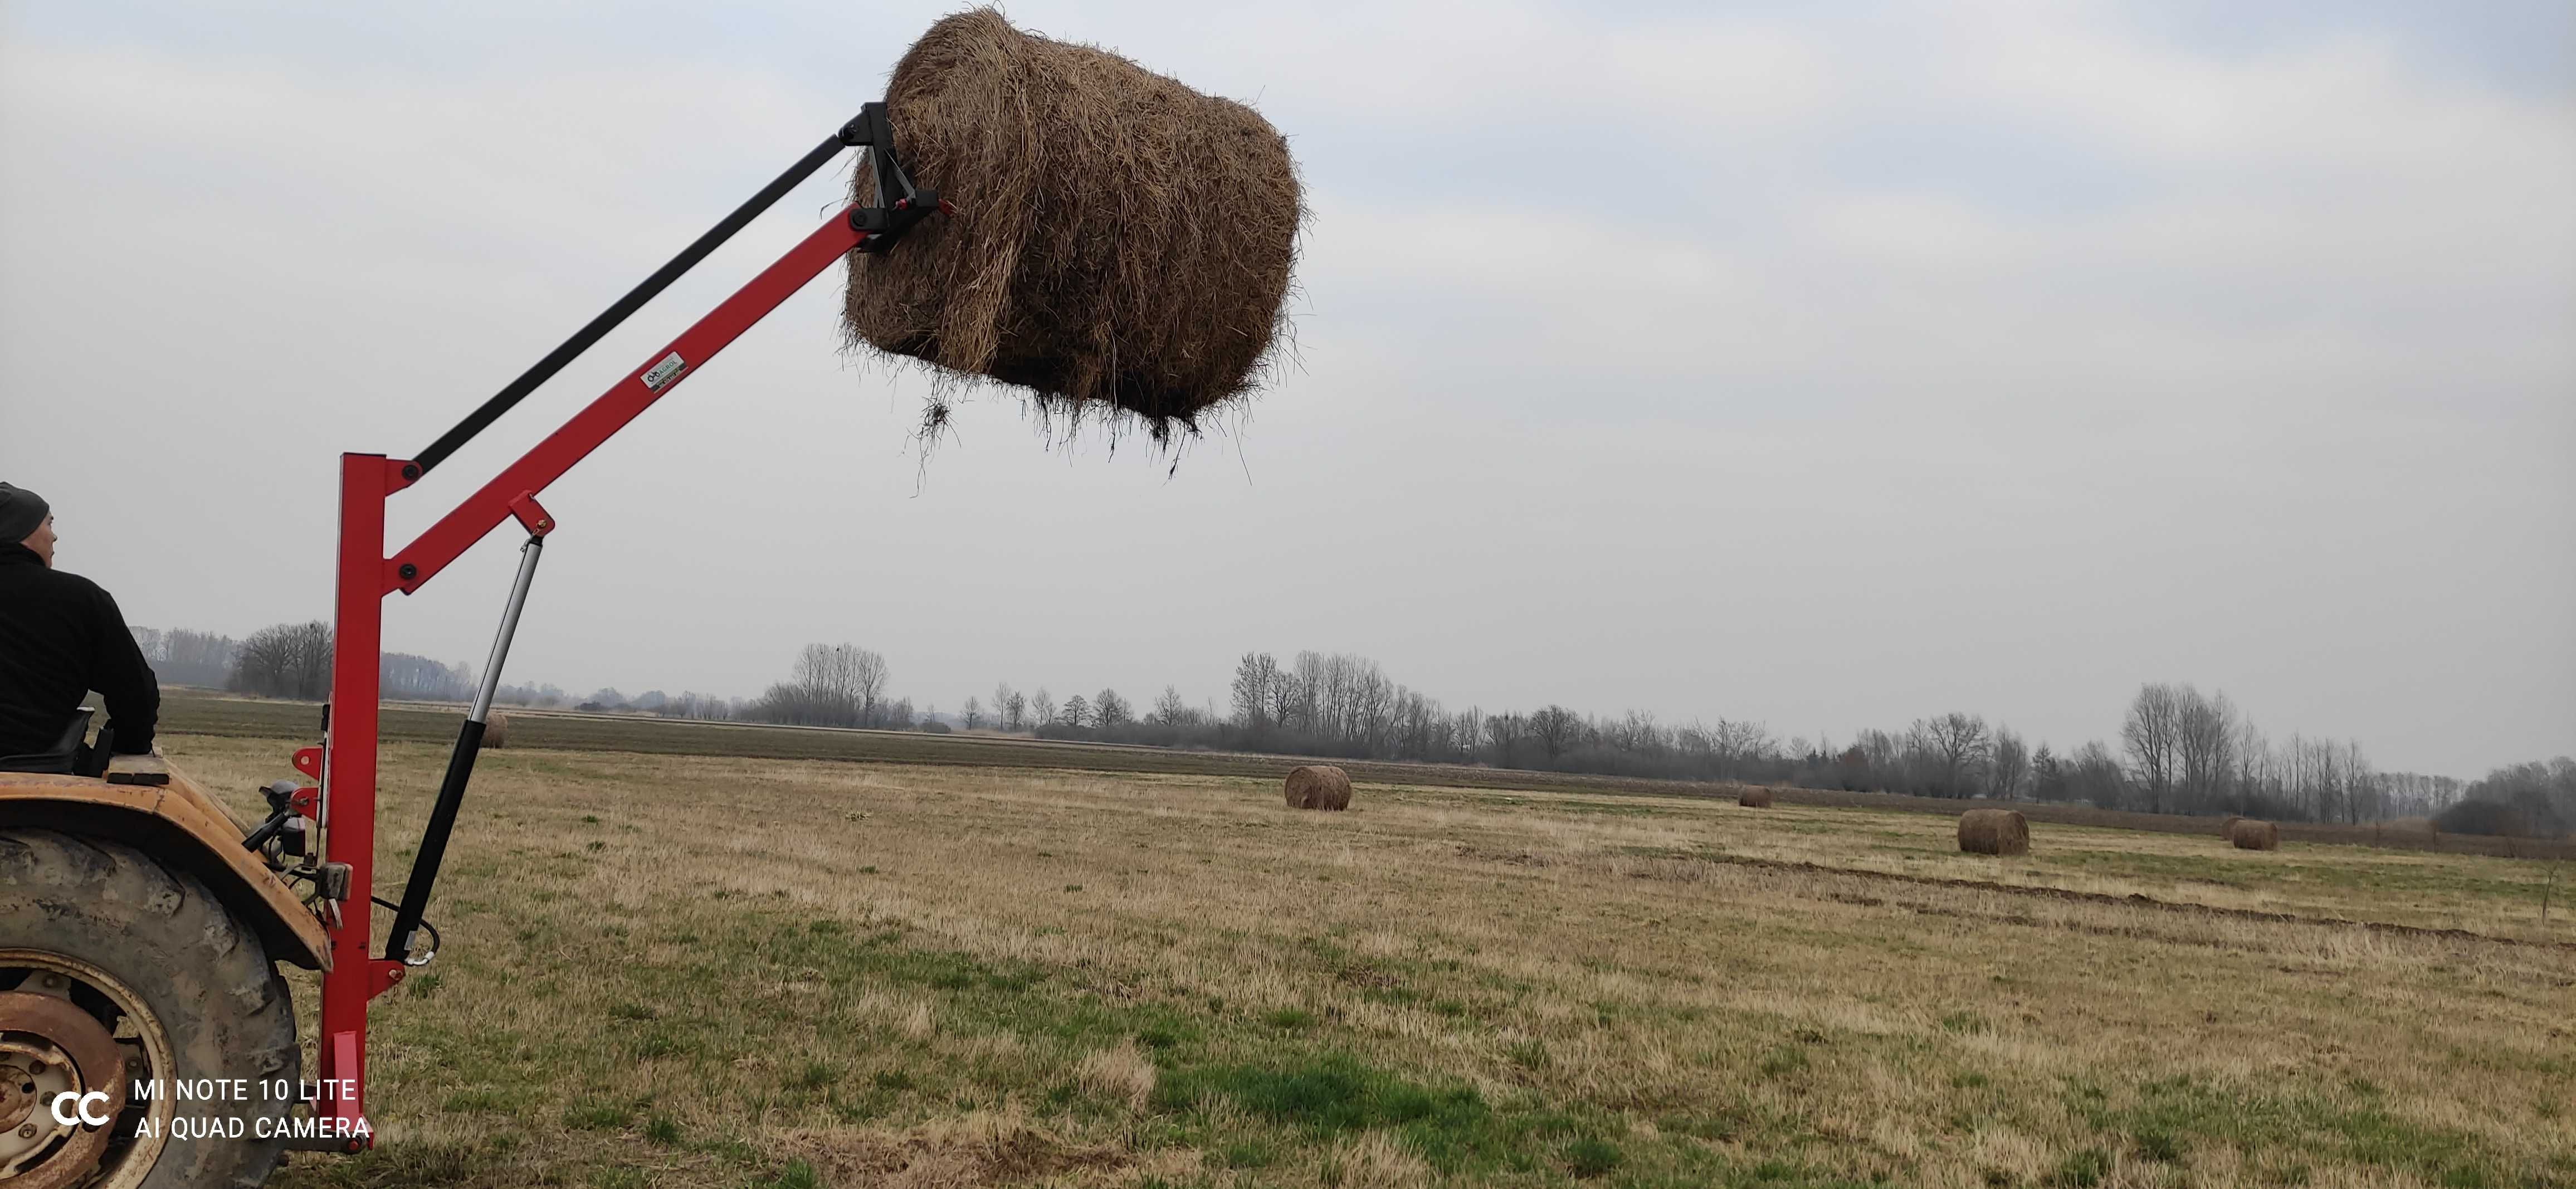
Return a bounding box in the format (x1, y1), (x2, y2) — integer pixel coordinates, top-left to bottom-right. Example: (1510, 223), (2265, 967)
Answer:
(1908, 712), (1992, 798)
(2123, 684), (2185, 812)
(382, 652), (473, 701)
(963, 696), (984, 731)
(2231, 719), (2274, 816)
(2029, 743), (2065, 801)
(1061, 694), (1091, 728)
(1032, 688), (1056, 727)
(1711, 719), (1776, 779)
(994, 683), (1018, 730)
(1005, 690), (1027, 732)
(1484, 712), (1528, 766)
(760, 642), (891, 727)
(134, 626), (241, 688)
(1095, 688), (1131, 728)
(2067, 740), (2128, 806)
(231, 620), (333, 699)
(1528, 705), (1583, 765)
(2174, 686), (2239, 812)
(790, 644), (844, 704)
(852, 648), (888, 724)
(1153, 685), (1190, 726)
(1989, 726), (2029, 801)
(1453, 706), (1484, 761)
(1231, 652), (1279, 730)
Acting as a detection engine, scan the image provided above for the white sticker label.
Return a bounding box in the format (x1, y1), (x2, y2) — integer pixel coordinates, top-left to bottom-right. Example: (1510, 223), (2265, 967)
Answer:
(641, 352), (687, 392)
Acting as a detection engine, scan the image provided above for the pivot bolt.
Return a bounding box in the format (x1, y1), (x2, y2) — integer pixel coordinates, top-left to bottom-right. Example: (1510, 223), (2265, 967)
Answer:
(23, 1060), (41, 1075)
(18, 1123), (36, 1138)
(398, 563), (418, 580)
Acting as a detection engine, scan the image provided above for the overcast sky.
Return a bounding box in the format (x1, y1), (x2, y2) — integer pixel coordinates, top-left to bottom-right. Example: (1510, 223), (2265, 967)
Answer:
(3, 1), (2569, 778)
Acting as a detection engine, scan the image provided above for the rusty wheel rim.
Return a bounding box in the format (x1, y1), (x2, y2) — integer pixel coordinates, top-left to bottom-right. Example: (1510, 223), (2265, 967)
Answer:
(0, 989), (124, 1189)
(0, 957), (174, 1189)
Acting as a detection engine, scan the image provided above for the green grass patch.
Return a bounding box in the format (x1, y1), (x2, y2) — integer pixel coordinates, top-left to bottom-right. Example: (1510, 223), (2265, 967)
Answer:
(1563, 1134), (1623, 1178)
(2048, 1148), (2110, 1187)
(2066, 1074), (2516, 1185)
(560, 1099), (633, 1131)
(1157, 1052), (1498, 1171)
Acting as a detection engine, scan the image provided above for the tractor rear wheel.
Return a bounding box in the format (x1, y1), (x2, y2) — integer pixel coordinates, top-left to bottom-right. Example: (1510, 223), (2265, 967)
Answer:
(0, 830), (300, 1188)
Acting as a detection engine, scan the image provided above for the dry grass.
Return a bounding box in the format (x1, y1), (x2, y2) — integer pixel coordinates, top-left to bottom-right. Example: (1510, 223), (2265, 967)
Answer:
(151, 734), (2576, 1188)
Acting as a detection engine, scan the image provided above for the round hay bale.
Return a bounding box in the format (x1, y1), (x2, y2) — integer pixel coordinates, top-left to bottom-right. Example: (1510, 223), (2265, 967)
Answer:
(479, 713), (509, 750)
(2220, 814), (2243, 837)
(1957, 808), (2029, 856)
(1738, 788), (1774, 808)
(2229, 818), (2280, 851)
(1284, 765), (1351, 811)
(844, 9), (1303, 440)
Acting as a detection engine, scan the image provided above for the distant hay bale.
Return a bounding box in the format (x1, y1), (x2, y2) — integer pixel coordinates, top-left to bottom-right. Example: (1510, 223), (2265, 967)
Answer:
(1738, 788), (1774, 808)
(1957, 808), (2029, 856)
(479, 713), (509, 750)
(2220, 814), (2242, 836)
(844, 8), (1304, 441)
(1284, 765), (1351, 811)
(2229, 818), (2280, 851)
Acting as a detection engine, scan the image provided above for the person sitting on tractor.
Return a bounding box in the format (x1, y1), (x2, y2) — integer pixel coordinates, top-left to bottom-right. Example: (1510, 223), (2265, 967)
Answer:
(0, 481), (161, 773)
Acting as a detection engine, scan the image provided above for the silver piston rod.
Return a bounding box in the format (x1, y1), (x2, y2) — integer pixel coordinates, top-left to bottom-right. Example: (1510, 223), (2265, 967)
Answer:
(385, 535), (545, 964)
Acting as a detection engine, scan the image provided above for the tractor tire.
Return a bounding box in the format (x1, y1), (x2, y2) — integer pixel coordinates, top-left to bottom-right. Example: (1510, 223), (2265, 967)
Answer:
(0, 829), (300, 1189)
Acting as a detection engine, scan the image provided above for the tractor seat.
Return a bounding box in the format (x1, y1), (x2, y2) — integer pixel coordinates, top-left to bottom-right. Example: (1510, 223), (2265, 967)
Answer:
(0, 708), (105, 776)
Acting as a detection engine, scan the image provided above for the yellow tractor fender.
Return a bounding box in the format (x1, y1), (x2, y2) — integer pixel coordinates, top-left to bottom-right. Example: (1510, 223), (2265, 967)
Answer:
(1, 768), (331, 971)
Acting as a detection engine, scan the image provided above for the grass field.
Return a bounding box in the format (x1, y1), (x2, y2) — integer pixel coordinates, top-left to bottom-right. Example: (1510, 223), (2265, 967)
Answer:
(152, 729), (2575, 1189)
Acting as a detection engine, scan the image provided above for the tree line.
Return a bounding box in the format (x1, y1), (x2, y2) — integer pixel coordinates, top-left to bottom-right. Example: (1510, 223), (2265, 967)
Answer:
(999, 650), (2557, 835)
(148, 625), (2568, 837)
(137, 622), (475, 702)
(145, 621), (748, 720)
(2438, 759), (2575, 839)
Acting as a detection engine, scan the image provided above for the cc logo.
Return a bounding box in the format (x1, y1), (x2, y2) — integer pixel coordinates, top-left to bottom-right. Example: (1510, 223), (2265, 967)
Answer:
(49, 1089), (114, 1128)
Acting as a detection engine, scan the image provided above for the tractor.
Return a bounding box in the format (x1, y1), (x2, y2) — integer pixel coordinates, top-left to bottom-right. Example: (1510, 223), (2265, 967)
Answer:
(1, 105), (943, 1187)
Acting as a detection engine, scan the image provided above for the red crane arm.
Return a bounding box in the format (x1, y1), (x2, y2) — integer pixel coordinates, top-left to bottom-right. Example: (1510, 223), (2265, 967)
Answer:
(386, 207), (870, 594)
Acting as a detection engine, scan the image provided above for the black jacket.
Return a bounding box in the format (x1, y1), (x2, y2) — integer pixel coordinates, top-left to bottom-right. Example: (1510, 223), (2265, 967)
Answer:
(0, 542), (158, 755)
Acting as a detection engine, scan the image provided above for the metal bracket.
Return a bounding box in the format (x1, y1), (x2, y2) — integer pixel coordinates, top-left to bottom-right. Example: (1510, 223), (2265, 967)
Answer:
(508, 491), (555, 538)
(847, 101), (943, 254)
(365, 960), (408, 1000)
